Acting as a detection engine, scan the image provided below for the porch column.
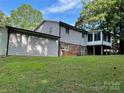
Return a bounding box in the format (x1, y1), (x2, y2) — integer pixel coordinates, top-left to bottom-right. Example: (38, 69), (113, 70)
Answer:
(101, 45), (103, 55)
(110, 47), (112, 55)
(106, 46), (107, 55)
(93, 46), (95, 55)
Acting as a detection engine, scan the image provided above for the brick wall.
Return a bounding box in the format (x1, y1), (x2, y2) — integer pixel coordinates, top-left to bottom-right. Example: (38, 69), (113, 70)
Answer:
(60, 42), (86, 56)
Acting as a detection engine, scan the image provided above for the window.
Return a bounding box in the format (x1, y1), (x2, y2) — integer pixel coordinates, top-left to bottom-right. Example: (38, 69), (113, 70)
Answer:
(82, 33), (85, 38)
(103, 33), (111, 42)
(49, 27), (53, 34)
(95, 32), (100, 41)
(66, 28), (69, 34)
(103, 33), (107, 41)
(88, 34), (93, 42)
(62, 45), (69, 51)
(108, 34), (111, 42)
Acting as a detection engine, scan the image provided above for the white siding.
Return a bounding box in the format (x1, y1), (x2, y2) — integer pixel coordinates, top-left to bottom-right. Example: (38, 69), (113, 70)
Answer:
(103, 41), (112, 46)
(35, 21), (87, 46)
(87, 41), (103, 46)
(36, 21), (59, 36)
(8, 33), (58, 56)
(0, 27), (8, 56)
(60, 26), (87, 46)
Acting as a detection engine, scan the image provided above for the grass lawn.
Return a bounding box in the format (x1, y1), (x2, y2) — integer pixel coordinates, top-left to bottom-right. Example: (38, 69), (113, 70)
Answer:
(0, 55), (124, 93)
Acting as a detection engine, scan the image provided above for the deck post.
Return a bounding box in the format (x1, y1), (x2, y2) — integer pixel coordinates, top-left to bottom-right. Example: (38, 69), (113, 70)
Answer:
(101, 45), (103, 55)
(93, 46), (95, 55)
(106, 46), (107, 55)
(110, 47), (112, 55)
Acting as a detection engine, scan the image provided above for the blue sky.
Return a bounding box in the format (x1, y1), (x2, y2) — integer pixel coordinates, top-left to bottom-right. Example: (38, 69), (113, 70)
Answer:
(0, 0), (82, 25)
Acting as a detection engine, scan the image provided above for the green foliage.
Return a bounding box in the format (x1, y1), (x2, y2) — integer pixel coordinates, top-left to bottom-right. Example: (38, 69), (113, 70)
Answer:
(9, 4), (43, 30)
(76, 0), (116, 28)
(0, 4), (43, 30)
(0, 11), (5, 26)
(0, 11), (9, 27)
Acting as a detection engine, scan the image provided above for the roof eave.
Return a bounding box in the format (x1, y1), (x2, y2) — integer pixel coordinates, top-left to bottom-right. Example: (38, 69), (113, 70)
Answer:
(6, 26), (60, 40)
(59, 21), (87, 34)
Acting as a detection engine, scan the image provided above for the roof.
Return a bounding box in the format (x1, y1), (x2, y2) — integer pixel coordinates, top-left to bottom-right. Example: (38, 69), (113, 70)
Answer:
(34, 20), (59, 31)
(34, 20), (87, 34)
(59, 21), (87, 34)
(6, 26), (60, 40)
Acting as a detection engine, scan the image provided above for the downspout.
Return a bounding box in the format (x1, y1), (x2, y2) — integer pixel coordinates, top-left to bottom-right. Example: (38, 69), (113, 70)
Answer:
(58, 22), (61, 56)
(6, 28), (10, 56)
(101, 31), (103, 55)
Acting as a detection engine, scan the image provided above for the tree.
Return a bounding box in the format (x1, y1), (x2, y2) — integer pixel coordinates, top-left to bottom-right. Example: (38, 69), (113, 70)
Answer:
(9, 4), (43, 30)
(0, 11), (8, 26)
(76, 0), (117, 29)
(76, 0), (124, 54)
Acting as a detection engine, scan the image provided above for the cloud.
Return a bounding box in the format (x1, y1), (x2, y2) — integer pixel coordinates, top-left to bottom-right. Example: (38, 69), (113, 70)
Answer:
(46, 0), (81, 13)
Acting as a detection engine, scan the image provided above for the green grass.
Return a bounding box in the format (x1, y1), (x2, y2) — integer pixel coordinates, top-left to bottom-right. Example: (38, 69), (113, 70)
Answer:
(0, 55), (124, 93)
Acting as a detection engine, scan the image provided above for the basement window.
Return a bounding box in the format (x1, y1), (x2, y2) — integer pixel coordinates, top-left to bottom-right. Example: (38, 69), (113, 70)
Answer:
(62, 45), (69, 51)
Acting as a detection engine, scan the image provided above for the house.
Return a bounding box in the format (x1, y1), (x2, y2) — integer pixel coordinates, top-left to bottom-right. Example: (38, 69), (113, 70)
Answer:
(35, 20), (112, 56)
(0, 20), (112, 56)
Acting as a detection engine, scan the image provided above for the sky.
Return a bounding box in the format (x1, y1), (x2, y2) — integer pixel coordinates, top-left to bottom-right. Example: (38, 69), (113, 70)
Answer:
(0, 0), (82, 25)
